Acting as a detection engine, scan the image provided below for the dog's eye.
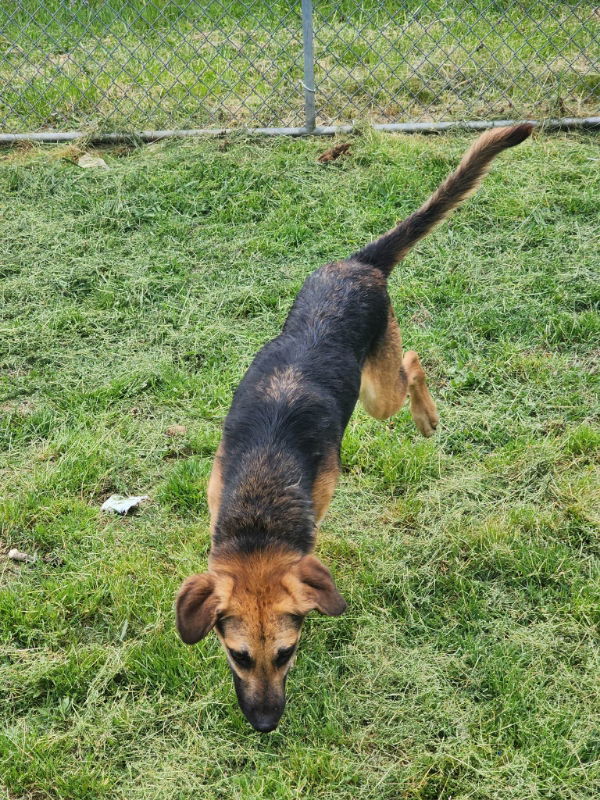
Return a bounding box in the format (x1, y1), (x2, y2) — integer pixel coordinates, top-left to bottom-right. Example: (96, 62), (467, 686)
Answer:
(228, 649), (253, 669)
(274, 645), (296, 668)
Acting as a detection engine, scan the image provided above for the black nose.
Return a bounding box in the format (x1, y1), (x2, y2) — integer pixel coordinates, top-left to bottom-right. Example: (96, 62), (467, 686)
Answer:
(231, 671), (285, 732)
(250, 713), (280, 733)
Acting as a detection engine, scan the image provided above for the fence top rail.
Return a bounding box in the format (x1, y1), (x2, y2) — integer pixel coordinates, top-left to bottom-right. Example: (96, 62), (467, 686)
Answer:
(1, 117), (599, 145)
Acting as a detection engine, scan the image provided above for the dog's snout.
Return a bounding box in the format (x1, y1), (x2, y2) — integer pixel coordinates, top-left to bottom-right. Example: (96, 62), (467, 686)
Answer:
(232, 670), (286, 731)
(250, 712), (281, 733)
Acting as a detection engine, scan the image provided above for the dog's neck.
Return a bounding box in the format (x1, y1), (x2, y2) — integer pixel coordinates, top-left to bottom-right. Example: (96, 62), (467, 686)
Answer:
(212, 449), (315, 556)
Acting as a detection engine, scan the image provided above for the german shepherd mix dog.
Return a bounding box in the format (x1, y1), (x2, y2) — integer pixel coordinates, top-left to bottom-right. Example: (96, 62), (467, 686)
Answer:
(176, 125), (533, 732)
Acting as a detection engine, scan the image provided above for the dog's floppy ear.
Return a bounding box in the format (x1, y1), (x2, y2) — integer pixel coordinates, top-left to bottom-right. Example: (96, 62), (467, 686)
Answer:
(294, 555), (347, 616)
(176, 573), (219, 644)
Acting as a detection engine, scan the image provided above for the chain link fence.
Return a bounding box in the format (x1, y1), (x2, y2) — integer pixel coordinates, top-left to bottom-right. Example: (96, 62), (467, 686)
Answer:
(1, 1), (598, 139)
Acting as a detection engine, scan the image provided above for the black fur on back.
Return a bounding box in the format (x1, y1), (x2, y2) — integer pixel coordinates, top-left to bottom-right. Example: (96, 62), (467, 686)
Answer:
(212, 260), (389, 556)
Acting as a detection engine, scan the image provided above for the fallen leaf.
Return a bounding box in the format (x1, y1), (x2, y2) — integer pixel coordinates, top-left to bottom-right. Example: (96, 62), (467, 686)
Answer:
(318, 142), (351, 163)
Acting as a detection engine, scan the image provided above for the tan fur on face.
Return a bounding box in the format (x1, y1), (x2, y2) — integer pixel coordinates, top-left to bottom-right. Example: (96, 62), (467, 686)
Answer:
(202, 548), (344, 696)
(210, 549), (311, 628)
(210, 549), (308, 689)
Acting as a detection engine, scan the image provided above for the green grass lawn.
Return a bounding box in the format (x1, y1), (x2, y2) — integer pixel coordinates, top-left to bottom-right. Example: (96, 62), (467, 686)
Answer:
(1, 0), (598, 132)
(0, 129), (599, 799)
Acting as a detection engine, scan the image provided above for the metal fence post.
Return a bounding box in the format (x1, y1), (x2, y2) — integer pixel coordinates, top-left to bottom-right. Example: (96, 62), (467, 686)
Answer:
(301, 0), (316, 133)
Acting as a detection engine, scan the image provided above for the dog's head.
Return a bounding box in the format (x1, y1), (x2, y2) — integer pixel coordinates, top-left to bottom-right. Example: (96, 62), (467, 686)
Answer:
(176, 548), (346, 732)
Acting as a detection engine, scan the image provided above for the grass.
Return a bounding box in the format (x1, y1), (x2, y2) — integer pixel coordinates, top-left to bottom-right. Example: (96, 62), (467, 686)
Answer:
(0, 128), (599, 799)
(0, 1), (598, 132)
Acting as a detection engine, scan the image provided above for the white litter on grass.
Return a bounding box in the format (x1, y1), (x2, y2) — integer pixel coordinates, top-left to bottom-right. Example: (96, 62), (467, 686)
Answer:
(8, 548), (36, 563)
(77, 153), (108, 169)
(101, 494), (149, 515)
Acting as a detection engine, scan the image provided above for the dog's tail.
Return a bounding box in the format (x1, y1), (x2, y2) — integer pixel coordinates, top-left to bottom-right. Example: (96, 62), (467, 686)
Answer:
(353, 124), (533, 276)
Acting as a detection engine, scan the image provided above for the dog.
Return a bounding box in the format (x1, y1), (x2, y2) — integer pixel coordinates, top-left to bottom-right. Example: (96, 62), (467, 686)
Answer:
(176, 124), (533, 732)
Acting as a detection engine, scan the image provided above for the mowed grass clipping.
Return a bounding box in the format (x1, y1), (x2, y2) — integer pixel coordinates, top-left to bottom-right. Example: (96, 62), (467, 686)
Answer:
(0, 130), (599, 800)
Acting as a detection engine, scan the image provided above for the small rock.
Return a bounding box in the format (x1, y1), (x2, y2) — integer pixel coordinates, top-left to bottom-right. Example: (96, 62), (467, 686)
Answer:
(78, 153), (108, 169)
(165, 425), (187, 437)
(8, 548), (36, 563)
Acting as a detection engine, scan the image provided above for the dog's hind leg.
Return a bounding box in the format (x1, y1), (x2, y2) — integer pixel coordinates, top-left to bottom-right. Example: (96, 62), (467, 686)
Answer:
(360, 308), (439, 436)
(402, 350), (439, 437)
(360, 308), (407, 421)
